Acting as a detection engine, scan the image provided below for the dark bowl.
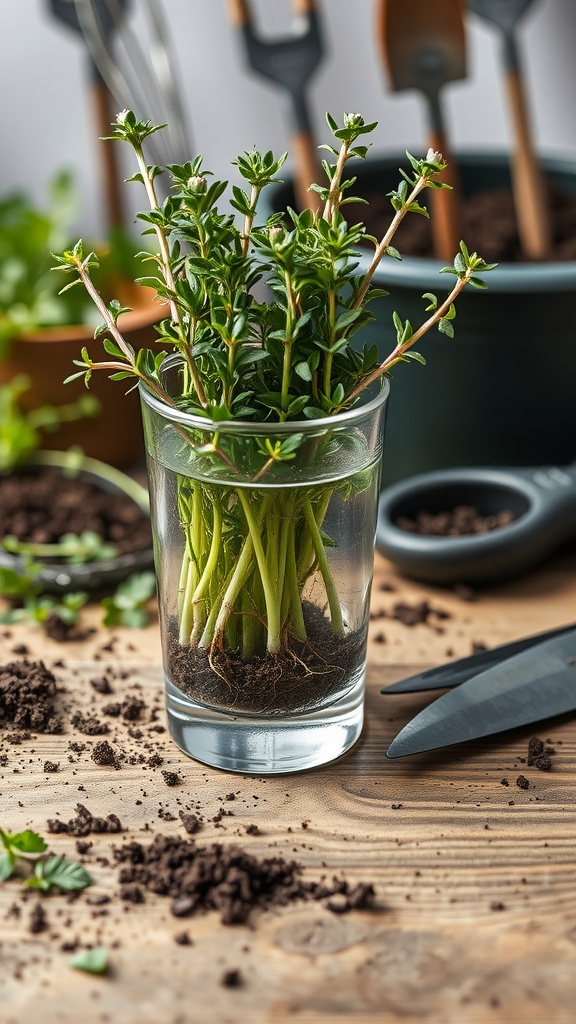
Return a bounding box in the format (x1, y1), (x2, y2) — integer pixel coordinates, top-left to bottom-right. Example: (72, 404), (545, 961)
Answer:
(0, 452), (154, 594)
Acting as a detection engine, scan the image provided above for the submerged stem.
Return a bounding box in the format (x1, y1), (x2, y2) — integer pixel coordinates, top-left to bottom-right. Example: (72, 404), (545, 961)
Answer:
(303, 499), (344, 637)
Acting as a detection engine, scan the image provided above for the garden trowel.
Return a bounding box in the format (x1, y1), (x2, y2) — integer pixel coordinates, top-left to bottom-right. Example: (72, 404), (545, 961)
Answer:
(376, 0), (467, 260)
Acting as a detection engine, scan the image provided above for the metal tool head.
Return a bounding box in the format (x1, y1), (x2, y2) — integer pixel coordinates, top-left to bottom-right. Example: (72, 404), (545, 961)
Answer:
(378, 0), (467, 97)
(382, 623), (576, 693)
(387, 627), (576, 758)
(49, 0), (129, 41)
(233, 0), (324, 97)
(468, 0), (537, 33)
(53, 0), (191, 165)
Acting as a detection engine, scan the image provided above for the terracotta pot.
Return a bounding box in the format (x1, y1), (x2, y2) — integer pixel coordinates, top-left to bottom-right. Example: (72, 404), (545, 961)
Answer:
(0, 282), (164, 468)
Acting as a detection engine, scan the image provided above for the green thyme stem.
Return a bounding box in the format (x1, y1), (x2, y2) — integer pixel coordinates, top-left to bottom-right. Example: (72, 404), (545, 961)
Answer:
(236, 491), (282, 654)
(283, 516), (307, 642)
(345, 271), (471, 404)
(205, 533), (254, 651)
(323, 288), (336, 400)
(323, 139), (351, 224)
(352, 175), (434, 310)
(280, 269), (297, 420)
(296, 488), (333, 586)
(302, 499), (344, 636)
(241, 184), (261, 258)
(131, 144), (207, 408)
(189, 500), (222, 639)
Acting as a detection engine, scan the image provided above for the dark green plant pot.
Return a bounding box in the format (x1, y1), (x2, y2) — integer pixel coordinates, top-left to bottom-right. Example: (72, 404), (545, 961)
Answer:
(268, 152), (576, 485)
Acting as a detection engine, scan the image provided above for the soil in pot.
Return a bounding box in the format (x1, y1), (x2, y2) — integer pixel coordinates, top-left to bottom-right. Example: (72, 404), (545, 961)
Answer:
(167, 605), (366, 716)
(357, 179), (576, 264)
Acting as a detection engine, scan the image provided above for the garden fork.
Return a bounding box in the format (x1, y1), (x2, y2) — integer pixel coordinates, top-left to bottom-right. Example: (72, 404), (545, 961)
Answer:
(227, 0), (325, 213)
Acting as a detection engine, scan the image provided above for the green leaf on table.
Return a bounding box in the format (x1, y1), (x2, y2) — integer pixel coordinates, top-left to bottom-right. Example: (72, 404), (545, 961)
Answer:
(0, 829), (48, 857)
(25, 855), (93, 892)
(0, 852), (16, 883)
(69, 948), (109, 975)
(101, 571), (156, 628)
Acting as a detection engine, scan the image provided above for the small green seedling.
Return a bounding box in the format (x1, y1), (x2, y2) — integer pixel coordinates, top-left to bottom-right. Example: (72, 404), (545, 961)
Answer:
(101, 571), (157, 628)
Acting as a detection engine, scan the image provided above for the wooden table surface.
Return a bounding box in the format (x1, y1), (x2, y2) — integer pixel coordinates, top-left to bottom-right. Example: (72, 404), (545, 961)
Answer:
(1, 545), (576, 1024)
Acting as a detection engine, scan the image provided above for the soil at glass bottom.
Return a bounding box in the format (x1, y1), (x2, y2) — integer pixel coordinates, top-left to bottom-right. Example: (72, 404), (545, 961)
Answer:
(167, 605), (366, 715)
(0, 469), (152, 557)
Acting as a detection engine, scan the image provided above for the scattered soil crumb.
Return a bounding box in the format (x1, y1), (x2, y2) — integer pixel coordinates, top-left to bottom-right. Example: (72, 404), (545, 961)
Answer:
(47, 803), (123, 837)
(70, 711), (109, 736)
(179, 812), (202, 835)
(29, 902), (48, 934)
(516, 775), (530, 790)
(221, 968), (243, 988)
(102, 697), (146, 721)
(161, 770), (181, 787)
(90, 676), (113, 695)
(387, 600), (451, 629)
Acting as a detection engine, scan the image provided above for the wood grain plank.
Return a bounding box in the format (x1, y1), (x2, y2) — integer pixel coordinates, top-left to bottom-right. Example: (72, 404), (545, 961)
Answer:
(2, 546), (576, 1023)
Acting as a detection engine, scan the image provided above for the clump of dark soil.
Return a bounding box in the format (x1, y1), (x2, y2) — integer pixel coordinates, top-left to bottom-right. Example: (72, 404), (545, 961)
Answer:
(388, 599), (451, 629)
(168, 607), (366, 715)
(360, 180), (576, 263)
(161, 770), (181, 787)
(527, 735), (555, 772)
(43, 613), (77, 643)
(395, 506), (516, 537)
(0, 469), (151, 557)
(0, 659), (62, 733)
(114, 834), (375, 925)
(101, 696), (146, 721)
(92, 740), (120, 767)
(221, 968), (243, 988)
(47, 803), (123, 837)
(70, 711), (109, 736)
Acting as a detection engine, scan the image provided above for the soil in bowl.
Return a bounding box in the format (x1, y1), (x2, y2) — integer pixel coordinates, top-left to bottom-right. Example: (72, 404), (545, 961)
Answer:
(395, 505), (517, 537)
(0, 466), (153, 596)
(0, 469), (151, 557)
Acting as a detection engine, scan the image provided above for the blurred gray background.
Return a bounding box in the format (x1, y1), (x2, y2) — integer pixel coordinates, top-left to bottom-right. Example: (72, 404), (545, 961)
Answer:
(2, 0), (576, 237)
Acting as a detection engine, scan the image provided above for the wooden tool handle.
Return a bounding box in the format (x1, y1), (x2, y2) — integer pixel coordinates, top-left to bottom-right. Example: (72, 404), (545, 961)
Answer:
(227, 0), (251, 27)
(292, 0), (316, 14)
(505, 68), (551, 259)
(90, 81), (124, 230)
(428, 129), (463, 262)
(292, 130), (322, 214)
